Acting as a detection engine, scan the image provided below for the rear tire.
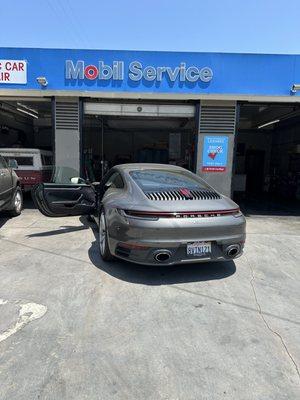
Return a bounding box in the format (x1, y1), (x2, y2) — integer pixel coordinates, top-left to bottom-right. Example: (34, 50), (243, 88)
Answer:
(99, 209), (113, 261)
(8, 187), (23, 217)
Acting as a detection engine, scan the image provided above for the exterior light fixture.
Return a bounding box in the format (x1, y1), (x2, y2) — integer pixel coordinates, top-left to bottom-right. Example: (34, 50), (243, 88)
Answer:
(258, 119), (280, 129)
(291, 84), (300, 94)
(36, 76), (48, 87)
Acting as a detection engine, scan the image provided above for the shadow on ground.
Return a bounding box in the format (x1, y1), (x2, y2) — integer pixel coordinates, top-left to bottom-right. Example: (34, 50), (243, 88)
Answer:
(23, 192), (37, 210)
(0, 193), (36, 230)
(27, 225), (89, 237)
(85, 216), (236, 285)
(0, 216), (11, 229)
(237, 195), (300, 217)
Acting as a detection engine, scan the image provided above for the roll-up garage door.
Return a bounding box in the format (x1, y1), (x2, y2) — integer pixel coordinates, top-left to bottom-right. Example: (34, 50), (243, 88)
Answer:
(84, 102), (195, 118)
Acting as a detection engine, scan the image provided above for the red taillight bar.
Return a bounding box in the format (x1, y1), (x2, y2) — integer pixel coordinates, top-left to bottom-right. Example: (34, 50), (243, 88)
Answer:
(124, 208), (240, 218)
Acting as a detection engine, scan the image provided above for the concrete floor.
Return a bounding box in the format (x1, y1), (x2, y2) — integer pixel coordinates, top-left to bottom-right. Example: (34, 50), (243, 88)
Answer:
(0, 207), (299, 400)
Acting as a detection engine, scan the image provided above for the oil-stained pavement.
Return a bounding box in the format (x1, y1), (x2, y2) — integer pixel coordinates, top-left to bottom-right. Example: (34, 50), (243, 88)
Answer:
(0, 207), (299, 399)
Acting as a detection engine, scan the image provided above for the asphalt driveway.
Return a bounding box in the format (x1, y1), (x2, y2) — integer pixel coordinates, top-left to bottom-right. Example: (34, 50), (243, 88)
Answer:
(0, 207), (299, 399)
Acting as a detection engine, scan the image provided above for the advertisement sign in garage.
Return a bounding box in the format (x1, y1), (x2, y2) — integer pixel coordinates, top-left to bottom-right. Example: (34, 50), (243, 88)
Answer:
(202, 136), (228, 172)
(0, 60), (27, 84)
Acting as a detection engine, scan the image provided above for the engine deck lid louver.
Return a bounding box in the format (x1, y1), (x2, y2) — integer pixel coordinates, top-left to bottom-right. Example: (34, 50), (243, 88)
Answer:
(145, 188), (221, 201)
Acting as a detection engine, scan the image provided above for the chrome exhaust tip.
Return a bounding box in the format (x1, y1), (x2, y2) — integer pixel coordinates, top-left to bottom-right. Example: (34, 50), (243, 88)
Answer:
(226, 245), (240, 258)
(154, 250), (172, 263)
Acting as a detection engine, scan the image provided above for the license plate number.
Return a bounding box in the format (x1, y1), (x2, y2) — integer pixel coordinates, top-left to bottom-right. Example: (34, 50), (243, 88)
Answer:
(187, 241), (211, 256)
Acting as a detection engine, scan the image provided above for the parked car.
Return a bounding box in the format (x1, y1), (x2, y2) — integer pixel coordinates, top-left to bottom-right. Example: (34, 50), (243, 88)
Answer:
(0, 148), (53, 192)
(0, 155), (23, 216)
(32, 164), (246, 266)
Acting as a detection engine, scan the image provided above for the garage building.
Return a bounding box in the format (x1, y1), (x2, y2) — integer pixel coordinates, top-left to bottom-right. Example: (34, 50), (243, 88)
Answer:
(0, 48), (299, 212)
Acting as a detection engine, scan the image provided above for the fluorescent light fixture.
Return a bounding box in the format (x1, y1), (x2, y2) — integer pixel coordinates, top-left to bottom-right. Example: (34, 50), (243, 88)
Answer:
(17, 107), (38, 119)
(291, 84), (300, 93)
(17, 102), (38, 115)
(258, 119), (280, 129)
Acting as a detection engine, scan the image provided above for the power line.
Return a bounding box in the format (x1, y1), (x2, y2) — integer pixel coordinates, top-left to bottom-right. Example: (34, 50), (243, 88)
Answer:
(64, 0), (90, 48)
(55, 0), (88, 48)
(45, 0), (82, 47)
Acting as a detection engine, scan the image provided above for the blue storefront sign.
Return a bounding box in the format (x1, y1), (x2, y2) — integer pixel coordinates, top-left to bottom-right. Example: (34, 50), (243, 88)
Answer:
(202, 136), (229, 172)
(0, 48), (300, 96)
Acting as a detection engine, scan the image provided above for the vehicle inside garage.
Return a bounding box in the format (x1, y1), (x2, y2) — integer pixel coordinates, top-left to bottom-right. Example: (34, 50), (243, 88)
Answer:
(82, 100), (197, 181)
(234, 102), (300, 213)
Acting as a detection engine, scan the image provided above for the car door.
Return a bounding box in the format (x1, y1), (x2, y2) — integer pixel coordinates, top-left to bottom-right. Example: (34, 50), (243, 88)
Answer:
(0, 156), (13, 207)
(32, 165), (97, 217)
(32, 182), (96, 217)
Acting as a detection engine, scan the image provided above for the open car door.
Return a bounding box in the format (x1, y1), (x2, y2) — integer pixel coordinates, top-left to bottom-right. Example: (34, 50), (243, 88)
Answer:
(32, 183), (96, 217)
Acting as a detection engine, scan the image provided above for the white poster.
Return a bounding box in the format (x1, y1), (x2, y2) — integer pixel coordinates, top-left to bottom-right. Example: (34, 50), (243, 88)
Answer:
(0, 60), (27, 84)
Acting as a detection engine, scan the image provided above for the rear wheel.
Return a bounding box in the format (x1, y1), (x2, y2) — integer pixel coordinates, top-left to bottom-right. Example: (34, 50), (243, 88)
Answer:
(8, 187), (23, 217)
(99, 209), (113, 261)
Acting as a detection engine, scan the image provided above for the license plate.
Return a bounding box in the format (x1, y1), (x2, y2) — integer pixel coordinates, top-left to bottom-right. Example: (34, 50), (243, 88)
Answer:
(187, 241), (211, 256)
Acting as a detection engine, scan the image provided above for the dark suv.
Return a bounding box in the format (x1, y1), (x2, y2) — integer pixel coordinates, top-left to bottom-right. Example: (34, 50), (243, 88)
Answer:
(0, 156), (23, 216)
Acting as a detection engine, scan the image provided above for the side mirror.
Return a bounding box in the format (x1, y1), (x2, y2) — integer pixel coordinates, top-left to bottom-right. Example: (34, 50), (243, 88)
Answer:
(8, 159), (18, 169)
(70, 177), (86, 184)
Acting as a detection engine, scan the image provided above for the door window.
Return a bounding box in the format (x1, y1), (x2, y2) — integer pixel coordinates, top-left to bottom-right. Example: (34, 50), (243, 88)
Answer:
(13, 156), (34, 166)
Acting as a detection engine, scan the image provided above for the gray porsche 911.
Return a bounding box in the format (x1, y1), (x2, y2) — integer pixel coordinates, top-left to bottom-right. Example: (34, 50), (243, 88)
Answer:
(33, 163), (246, 266)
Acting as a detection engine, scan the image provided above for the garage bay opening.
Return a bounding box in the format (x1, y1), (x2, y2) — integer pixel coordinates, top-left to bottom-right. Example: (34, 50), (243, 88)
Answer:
(0, 98), (53, 192)
(234, 102), (300, 215)
(82, 100), (197, 181)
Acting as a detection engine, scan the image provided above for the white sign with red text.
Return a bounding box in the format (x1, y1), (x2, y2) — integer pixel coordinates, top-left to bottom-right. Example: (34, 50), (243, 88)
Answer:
(0, 60), (27, 84)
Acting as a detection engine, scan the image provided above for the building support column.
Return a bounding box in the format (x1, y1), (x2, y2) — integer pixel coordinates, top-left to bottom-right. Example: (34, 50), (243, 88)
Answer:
(54, 97), (81, 180)
(196, 100), (237, 197)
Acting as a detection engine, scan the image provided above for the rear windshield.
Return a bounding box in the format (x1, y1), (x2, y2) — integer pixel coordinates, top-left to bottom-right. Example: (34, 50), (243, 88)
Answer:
(4, 156), (34, 166)
(129, 169), (207, 191)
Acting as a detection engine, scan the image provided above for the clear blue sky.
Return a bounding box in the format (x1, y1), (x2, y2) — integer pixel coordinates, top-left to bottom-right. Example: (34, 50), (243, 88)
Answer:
(1, 0), (300, 54)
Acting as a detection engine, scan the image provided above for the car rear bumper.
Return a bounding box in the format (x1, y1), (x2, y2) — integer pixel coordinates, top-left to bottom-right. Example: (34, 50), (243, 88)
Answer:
(107, 212), (246, 265)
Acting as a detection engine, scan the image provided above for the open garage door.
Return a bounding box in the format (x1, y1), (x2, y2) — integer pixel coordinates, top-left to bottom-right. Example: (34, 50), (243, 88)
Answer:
(234, 102), (300, 215)
(84, 102), (195, 118)
(82, 101), (197, 181)
(0, 97), (53, 192)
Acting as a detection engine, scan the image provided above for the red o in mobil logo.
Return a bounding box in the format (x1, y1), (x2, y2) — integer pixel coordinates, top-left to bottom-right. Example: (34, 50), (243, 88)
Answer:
(84, 65), (98, 80)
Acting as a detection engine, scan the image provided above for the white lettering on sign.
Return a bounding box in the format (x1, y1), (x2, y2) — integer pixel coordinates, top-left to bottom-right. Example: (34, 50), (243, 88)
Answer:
(0, 60), (27, 84)
(65, 60), (213, 83)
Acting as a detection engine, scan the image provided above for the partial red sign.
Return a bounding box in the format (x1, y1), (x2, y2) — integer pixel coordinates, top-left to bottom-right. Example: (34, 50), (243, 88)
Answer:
(202, 166), (226, 172)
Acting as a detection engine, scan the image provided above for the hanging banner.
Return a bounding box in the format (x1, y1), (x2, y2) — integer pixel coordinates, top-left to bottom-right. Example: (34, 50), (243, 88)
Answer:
(202, 136), (228, 172)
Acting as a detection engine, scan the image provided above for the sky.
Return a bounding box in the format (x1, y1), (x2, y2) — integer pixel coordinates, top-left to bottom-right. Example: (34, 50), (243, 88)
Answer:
(0, 0), (300, 54)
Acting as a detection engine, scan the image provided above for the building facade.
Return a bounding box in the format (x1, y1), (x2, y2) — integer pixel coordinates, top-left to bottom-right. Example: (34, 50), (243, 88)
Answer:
(1, 48), (300, 198)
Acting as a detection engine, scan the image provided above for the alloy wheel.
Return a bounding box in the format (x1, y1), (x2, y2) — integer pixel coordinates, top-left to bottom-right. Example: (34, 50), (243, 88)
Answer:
(14, 191), (22, 213)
